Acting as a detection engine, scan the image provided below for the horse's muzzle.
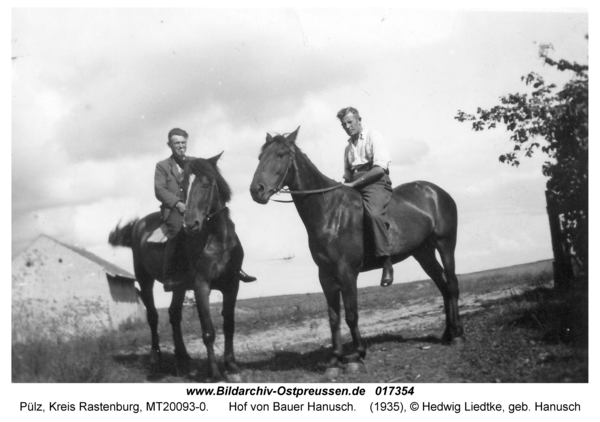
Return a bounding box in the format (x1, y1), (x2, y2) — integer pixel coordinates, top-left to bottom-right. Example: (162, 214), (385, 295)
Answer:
(183, 219), (203, 235)
(249, 183), (271, 204)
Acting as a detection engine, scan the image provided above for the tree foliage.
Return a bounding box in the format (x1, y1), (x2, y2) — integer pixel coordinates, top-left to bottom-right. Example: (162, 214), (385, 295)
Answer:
(455, 40), (588, 276)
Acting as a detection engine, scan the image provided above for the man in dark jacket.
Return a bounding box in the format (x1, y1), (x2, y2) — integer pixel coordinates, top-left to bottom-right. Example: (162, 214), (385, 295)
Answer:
(155, 127), (256, 292)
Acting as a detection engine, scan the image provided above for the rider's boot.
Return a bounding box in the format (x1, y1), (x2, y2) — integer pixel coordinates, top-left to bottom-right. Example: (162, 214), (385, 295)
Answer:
(239, 269), (257, 282)
(380, 256), (394, 287)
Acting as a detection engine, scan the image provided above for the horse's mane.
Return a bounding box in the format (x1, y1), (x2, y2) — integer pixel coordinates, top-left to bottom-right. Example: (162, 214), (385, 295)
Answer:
(186, 158), (232, 204)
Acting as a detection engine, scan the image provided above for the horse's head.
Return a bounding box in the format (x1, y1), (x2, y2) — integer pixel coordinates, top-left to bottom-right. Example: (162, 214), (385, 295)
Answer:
(182, 152), (231, 235)
(250, 126), (300, 204)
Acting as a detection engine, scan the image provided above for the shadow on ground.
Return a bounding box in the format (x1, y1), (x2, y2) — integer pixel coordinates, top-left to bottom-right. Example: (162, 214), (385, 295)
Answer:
(112, 332), (444, 382)
(113, 352), (207, 381)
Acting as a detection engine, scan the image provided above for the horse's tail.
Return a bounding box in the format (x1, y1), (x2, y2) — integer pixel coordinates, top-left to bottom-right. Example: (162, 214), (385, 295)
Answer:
(108, 219), (138, 248)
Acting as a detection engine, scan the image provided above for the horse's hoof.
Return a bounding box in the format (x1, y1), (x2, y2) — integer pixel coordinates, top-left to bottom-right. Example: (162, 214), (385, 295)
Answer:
(225, 361), (241, 374)
(325, 367), (343, 379)
(227, 373), (242, 383)
(149, 349), (162, 366)
(175, 359), (192, 376)
(345, 362), (365, 374)
(209, 374), (228, 383)
(450, 337), (466, 347)
(175, 352), (192, 363)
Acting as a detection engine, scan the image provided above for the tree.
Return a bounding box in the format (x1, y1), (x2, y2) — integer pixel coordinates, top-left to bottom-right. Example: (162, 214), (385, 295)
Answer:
(455, 39), (588, 281)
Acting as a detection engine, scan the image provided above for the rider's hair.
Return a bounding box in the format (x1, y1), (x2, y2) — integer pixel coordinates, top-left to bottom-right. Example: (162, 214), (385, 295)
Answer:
(336, 107), (361, 121)
(167, 128), (189, 141)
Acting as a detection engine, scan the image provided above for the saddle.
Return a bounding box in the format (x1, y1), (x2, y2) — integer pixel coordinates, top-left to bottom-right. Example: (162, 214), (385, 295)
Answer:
(147, 224), (169, 243)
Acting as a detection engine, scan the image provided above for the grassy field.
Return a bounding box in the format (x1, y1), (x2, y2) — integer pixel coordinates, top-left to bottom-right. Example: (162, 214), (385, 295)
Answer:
(12, 259), (588, 383)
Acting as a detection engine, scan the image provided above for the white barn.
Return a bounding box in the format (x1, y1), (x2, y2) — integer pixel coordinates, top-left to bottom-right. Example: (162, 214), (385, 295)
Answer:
(12, 235), (145, 342)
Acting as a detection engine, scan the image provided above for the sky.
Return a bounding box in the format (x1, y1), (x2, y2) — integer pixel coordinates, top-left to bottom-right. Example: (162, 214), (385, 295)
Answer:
(10, 6), (589, 308)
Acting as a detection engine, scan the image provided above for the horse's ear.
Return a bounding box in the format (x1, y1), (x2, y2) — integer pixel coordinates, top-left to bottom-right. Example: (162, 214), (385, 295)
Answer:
(286, 126), (301, 144)
(266, 133), (274, 143)
(207, 151), (224, 167)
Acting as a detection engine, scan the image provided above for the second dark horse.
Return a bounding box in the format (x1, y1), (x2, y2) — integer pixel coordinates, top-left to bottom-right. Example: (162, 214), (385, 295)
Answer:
(250, 127), (464, 375)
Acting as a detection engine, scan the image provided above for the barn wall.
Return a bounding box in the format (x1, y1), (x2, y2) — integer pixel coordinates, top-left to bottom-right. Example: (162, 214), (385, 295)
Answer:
(12, 237), (144, 342)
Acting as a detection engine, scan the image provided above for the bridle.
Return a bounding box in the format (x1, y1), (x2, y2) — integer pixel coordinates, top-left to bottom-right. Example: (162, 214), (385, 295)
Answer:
(268, 141), (343, 203)
(204, 181), (228, 222)
(183, 174), (228, 232)
(180, 172), (229, 284)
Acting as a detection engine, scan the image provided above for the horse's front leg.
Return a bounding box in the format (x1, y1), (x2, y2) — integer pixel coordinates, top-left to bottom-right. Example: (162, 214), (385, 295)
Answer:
(168, 287), (191, 366)
(221, 281), (241, 380)
(193, 280), (223, 382)
(318, 267), (344, 375)
(338, 265), (366, 371)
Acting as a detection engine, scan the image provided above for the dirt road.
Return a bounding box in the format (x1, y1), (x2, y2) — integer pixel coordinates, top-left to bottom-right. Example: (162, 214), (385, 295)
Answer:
(161, 284), (534, 362)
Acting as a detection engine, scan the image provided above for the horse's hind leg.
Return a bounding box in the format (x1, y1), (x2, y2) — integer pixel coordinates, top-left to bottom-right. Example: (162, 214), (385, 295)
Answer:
(169, 288), (191, 365)
(413, 240), (464, 344)
(435, 236), (464, 343)
(221, 281), (241, 378)
(138, 275), (161, 364)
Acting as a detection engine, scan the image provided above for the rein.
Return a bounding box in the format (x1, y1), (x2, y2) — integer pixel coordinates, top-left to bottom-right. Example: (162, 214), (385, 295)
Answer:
(270, 143), (343, 203)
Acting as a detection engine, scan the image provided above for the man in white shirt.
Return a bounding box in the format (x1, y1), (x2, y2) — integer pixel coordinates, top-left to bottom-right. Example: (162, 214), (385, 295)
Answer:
(338, 107), (394, 287)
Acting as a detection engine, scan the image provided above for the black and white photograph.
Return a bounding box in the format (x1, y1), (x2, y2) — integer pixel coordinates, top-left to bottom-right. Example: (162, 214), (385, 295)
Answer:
(8, 2), (593, 417)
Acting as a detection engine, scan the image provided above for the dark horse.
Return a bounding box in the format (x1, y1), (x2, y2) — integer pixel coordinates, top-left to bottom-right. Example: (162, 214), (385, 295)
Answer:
(250, 127), (464, 375)
(109, 153), (244, 381)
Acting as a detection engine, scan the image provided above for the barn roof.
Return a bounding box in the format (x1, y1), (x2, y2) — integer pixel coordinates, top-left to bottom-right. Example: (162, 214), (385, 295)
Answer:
(24, 234), (136, 281)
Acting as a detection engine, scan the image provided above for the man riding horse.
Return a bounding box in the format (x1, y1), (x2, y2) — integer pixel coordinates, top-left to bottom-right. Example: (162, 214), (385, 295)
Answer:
(338, 107), (394, 287)
(155, 127), (256, 291)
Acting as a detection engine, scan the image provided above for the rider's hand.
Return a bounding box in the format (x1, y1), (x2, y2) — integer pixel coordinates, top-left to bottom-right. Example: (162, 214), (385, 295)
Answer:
(342, 175), (354, 188)
(175, 201), (186, 214)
